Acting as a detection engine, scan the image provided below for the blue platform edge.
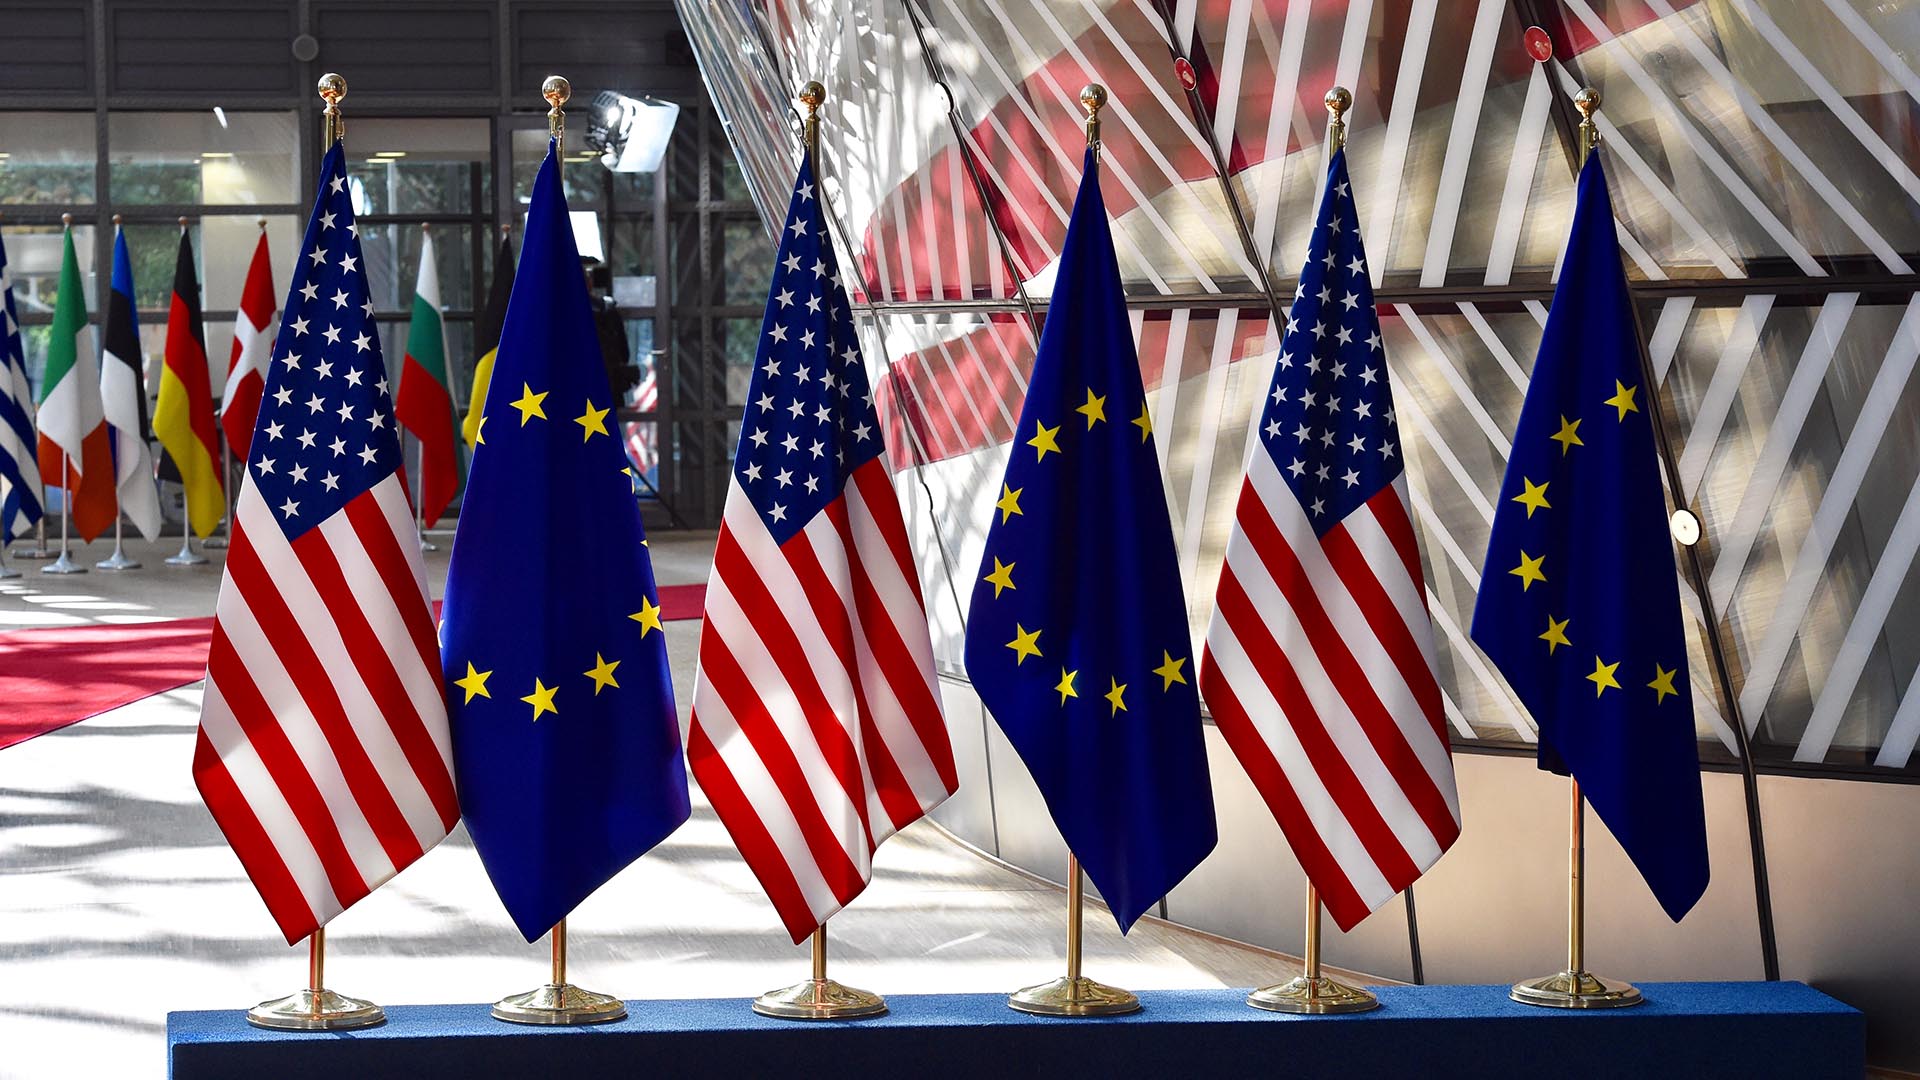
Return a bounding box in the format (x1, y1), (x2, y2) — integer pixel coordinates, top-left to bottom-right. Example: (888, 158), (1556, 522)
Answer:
(168, 981), (1863, 1080)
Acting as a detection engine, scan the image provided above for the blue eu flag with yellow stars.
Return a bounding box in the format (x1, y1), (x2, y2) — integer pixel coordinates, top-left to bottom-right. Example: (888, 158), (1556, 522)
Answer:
(963, 148), (1217, 932)
(1470, 149), (1708, 922)
(441, 141), (691, 941)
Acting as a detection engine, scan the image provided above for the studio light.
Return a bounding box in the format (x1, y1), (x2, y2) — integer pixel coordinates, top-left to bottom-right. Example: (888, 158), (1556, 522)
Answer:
(583, 90), (679, 174)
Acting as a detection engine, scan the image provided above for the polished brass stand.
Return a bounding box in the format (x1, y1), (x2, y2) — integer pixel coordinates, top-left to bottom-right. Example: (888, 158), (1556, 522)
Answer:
(1008, 854), (1140, 1017)
(753, 924), (888, 1020)
(1247, 885), (1379, 1013)
(493, 916), (629, 1025)
(1510, 778), (1643, 1009)
(247, 927), (385, 1030)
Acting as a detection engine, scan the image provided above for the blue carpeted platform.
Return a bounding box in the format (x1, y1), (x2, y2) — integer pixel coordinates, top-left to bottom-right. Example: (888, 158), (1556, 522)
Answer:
(167, 981), (1862, 1079)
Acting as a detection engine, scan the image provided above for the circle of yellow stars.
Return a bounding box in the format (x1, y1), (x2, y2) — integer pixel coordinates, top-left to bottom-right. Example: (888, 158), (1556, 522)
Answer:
(452, 591), (666, 721)
(986, 385), (1189, 717)
(1507, 378), (1680, 706)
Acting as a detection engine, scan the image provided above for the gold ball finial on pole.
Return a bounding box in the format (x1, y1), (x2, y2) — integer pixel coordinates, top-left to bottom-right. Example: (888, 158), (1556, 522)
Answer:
(1080, 83), (1107, 157)
(112, 213), (122, 226)
(543, 75), (571, 151)
(799, 80), (826, 162)
(1324, 85), (1352, 154)
(318, 73), (347, 146)
(1574, 86), (1601, 159)
(178, 215), (189, 229)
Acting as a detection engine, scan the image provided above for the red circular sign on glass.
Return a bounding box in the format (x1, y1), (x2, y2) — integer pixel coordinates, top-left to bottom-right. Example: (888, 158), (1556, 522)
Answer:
(1174, 57), (1198, 91)
(1524, 26), (1553, 63)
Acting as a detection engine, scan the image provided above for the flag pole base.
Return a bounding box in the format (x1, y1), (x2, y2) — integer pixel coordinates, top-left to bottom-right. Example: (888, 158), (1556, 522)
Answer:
(491, 983), (627, 1025)
(1007, 976), (1140, 1017)
(752, 976), (888, 1020)
(246, 988), (385, 1031)
(0, 565), (17, 579)
(42, 551), (86, 574)
(1247, 975), (1379, 1014)
(95, 545), (140, 570)
(202, 536), (228, 549)
(13, 547), (52, 560)
(1510, 969), (1643, 1009)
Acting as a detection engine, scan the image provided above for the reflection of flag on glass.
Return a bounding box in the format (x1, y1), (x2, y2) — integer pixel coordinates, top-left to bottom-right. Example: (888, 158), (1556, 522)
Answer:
(623, 367), (656, 477)
(962, 148), (1216, 933)
(1200, 147), (1459, 932)
(194, 143), (457, 943)
(0, 232), (45, 540)
(442, 141), (690, 941)
(688, 152), (956, 943)
(1471, 150), (1708, 922)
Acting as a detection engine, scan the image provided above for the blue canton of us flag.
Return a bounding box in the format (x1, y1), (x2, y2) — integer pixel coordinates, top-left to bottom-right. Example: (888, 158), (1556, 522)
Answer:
(962, 148), (1217, 933)
(1470, 149), (1708, 922)
(1265, 150), (1400, 529)
(441, 141), (690, 942)
(732, 150), (884, 537)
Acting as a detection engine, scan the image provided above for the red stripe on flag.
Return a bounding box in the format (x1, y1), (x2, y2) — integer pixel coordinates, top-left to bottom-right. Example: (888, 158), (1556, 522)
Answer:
(191, 728), (321, 943)
(685, 723), (818, 943)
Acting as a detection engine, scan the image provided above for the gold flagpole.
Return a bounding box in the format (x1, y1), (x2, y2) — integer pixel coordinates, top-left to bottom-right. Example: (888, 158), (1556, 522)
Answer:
(1510, 88), (1641, 1010)
(1003, 83), (1139, 1021)
(485, 77), (624, 1027)
(1244, 86), (1377, 1018)
(747, 82), (886, 1021)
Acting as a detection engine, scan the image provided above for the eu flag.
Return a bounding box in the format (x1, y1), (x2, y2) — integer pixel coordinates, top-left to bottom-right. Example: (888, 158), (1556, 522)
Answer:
(962, 149), (1217, 932)
(1470, 150), (1708, 921)
(441, 142), (691, 941)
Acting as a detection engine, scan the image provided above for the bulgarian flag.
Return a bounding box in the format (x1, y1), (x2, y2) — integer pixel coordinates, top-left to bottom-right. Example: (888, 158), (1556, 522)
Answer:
(154, 225), (223, 538)
(395, 228), (459, 526)
(220, 224), (276, 460)
(36, 221), (116, 542)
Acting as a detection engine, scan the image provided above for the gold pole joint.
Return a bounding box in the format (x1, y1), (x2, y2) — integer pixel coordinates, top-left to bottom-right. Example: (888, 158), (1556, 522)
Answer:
(1574, 87), (1601, 159)
(799, 80), (825, 164)
(1324, 86), (1352, 155)
(1080, 84), (1106, 159)
(543, 75), (571, 155)
(318, 73), (346, 146)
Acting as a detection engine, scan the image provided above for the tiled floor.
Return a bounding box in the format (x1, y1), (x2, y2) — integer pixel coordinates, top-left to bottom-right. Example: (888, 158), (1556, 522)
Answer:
(0, 529), (1323, 1078)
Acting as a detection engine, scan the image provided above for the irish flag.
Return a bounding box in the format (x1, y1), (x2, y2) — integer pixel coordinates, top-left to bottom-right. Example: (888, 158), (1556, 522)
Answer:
(395, 228), (458, 527)
(154, 225), (223, 538)
(220, 225), (276, 460)
(37, 221), (115, 542)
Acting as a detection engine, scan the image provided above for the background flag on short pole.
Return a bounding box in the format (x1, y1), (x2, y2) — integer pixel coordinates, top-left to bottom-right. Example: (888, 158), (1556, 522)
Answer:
(193, 142), (458, 943)
(101, 223), (164, 542)
(961, 143), (1217, 933)
(1200, 145), (1460, 932)
(37, 223), (116, 542)
(0, 231), (42, 540)
(441, 140), (690, 941)
(462, 231), (513, 449)
(221, 225), (278, 460)
(155, 226), (224, 538)
(395, 229), (458, 527)
(1470, 148), (1709, 922)
(687, 150), (957, 944)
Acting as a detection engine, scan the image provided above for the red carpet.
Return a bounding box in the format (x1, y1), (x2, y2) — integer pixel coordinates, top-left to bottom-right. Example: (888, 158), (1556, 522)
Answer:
(0, 582), (707, 751)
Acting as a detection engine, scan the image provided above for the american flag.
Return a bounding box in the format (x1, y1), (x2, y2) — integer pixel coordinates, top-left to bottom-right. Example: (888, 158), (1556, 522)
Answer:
(1198, 148), (1460, 933)
(688, 153), (958, 943)
(193, 144), (458, 944)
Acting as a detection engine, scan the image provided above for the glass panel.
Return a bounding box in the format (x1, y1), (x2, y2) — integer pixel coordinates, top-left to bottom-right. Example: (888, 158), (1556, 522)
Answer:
(345, 118), (492, 216)
(722, 217), (773, 306)
(107, 111), (298, 205)
(357, 223), (475, 312)
(1, 224), (98, 325)
(0, 112), (96, 204)
(512, 127), (605, 209)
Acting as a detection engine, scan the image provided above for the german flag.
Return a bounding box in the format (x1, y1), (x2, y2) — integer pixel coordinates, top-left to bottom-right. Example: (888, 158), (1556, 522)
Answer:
(154, 224), (223, 538)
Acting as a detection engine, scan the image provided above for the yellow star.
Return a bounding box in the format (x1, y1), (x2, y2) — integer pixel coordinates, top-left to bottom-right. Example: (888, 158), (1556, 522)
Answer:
(1605, 379), (1639, 421)
(1131, 403), (1154, 442)
(1075, 389), (1107, 429)
(511, 383), (549, 425)
(521, 677), (559, 720)
(1586, 656), (1621, 697)
(584, 653), (621, 695)
(995, 484), (1024, 524)
(983, 557), (1017, 598)
(474, 414), (488, 445)
(1512, 477), (1551, 518)
(1648, 664), (1680, 704)
(1005, 623), (1043, 665)
(575, 399), (611, 441)
(1055, 668), (1078, 705)
(1104, 677), (1128, 715)
(1152, 650), (1188, 690)
(1550, 414), (1583, 455)
(629, 595), (663, 637)
(1510, 551), (1547, 591)
(453, 661), (492, 704)
(1027, 422), (1061, 461)
(1539, 615), (1571, 655)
